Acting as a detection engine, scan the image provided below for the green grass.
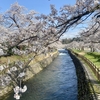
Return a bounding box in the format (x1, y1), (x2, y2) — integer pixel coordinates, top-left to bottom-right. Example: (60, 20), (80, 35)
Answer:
(72, 49), (83, 53)
(0, 53), (35, 65)
(72, 49), (100, 68)
(84, 52), (100, 68)
(0, 51), (58, 65)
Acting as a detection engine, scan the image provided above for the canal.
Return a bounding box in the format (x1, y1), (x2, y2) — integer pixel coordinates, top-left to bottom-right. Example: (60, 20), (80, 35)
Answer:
(5, 49), (78, 100)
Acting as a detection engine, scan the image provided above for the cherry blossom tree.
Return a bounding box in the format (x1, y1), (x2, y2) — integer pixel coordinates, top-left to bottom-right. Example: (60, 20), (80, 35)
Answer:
(78, 13), (100, 52)
(0, 3), (58, 99)
(1, 0), (100, 56)
(37, 0), (100, 41)
(1, 0), (100, 99)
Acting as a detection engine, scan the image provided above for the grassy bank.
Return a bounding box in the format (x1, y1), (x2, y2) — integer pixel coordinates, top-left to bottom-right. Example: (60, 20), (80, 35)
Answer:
(72, 49), (100, 68)
(0, 51), (57, 68)
(0, 53), (34, 65)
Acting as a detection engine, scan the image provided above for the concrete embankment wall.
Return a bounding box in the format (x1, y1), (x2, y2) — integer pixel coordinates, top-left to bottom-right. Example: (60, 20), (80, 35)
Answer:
(68, 50), (94, 100)
(0, 51), (59, 99)
(24, 51), (59, 80)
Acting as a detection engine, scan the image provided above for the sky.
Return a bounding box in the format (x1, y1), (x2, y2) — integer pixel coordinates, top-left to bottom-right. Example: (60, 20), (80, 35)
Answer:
(0, 0), (80, 39)
(0, 0), (76, 13)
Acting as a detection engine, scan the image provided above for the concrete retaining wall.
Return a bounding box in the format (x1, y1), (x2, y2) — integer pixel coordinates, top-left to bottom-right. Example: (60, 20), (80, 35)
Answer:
(0, 51), (59, 99)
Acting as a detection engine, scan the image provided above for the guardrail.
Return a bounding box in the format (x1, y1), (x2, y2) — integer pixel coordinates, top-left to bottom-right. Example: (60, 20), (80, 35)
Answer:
(72, 51), (100, 81)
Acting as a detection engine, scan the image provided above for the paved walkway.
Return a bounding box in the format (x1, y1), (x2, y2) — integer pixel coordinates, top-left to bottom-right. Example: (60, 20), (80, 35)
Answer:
(79, 57), (100, 100)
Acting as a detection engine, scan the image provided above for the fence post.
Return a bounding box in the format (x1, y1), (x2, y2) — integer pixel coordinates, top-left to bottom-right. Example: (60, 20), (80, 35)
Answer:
(98, 69), (100, 81)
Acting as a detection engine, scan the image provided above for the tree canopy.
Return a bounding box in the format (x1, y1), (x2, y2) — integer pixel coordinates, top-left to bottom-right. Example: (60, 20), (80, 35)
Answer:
(1, 0), (100, 99)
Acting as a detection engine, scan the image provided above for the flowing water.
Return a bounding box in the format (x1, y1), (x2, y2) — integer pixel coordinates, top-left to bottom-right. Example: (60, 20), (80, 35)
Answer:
(5, 49), (78, 100)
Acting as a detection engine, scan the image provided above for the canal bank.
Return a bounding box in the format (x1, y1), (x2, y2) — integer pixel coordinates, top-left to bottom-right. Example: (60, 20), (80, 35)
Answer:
(0, 51), (59, 100)
(4, 49), (78, 100)
(69, 50), (100, 100)
(68, 50), (95, 100)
